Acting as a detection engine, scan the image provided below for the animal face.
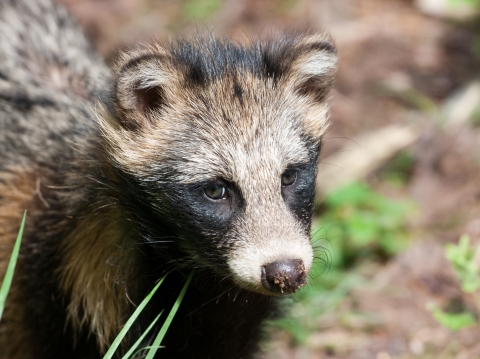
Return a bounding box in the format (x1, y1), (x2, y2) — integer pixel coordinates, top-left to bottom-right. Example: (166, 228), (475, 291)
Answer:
(99, 34), (337, 295)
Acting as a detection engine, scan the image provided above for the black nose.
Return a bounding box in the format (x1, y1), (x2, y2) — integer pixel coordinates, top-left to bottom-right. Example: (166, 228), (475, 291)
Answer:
(261, 259), (307, 294)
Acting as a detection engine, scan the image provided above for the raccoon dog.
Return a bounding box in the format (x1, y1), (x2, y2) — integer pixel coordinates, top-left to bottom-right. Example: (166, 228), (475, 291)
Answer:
(0, 0), (337, 358)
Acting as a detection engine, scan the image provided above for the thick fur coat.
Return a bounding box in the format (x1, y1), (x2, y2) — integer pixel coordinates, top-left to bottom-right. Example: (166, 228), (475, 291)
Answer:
(0, 0), (337, 358)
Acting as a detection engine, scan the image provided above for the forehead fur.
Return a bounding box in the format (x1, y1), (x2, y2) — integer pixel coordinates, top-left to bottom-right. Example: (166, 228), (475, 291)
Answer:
(101, 34), (337, 181)
(157, 75), (315, 184)
(116, 33), (336, 87)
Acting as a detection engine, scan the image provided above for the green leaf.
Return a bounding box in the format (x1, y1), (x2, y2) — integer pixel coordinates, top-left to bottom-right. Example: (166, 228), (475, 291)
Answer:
(103, 277), (166, 359)
(145, 270), (194, 359)
(428, 302), (477, 331)
(0, 210), (26, 321)
(325, 183), (371, 208)
(445, 234), (480, 293)
(348, 213), (378, 246)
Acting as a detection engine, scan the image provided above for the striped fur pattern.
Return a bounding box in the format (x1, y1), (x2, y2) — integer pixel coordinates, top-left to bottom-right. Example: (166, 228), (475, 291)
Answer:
(0, 0), (337, 358)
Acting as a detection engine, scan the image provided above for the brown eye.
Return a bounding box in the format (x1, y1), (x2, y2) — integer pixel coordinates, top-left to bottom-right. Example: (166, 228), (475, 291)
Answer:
(281, 169), (297, 186)
(204, 183), (227, 200)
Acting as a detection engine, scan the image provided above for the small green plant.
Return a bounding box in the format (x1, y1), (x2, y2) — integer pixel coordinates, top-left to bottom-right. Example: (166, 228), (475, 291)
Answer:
(430, 234), (480, 331)
(446, 234), (480, 293)
(315, 182), (413, 269)
(105, 271), (194, 359)
(428, 302), (477, 331)
(0, 211), (26, 321)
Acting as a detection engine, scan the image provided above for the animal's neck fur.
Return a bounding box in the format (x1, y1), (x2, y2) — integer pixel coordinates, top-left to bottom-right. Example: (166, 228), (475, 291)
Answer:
(58, 206), (142, 352)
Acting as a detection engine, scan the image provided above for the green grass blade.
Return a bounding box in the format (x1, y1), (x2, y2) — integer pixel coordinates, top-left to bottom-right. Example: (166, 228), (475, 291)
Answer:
(129, 346), (164, 359)
(145, 271), (194, 359)
(103, 276), (166, 359)
(122, 311), (163, 359)
(0, 210), (26, 321)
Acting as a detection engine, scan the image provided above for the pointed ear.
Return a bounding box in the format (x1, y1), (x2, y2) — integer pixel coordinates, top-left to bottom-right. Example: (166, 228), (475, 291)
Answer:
(113, 47), (181, 130)
(287, 34), (338, 102)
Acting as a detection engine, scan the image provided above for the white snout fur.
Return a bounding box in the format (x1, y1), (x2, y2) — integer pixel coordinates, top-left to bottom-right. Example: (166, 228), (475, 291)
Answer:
(228, 234), (313, 295)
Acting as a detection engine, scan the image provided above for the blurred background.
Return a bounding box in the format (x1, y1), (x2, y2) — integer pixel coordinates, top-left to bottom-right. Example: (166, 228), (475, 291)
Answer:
(58, 0), (480, 358)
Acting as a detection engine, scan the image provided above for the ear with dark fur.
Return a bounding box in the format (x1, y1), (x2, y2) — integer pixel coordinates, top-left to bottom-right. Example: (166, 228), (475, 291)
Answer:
(113, 46), (181, 130)
(286, 34), (338, 102)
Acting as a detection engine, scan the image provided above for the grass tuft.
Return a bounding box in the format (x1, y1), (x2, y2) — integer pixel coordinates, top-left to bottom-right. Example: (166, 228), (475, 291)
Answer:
(103, 277), (166, 359)
(144, 270), (194, 359)
(122, 311), (163, 359)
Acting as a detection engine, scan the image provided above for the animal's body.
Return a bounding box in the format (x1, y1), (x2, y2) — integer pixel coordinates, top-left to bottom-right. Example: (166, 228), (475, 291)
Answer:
(0, 0), (337, 358)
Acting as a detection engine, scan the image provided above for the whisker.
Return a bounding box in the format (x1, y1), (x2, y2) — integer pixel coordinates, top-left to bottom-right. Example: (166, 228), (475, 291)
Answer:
(322, 136), (362, 151)
(317, 161), (345, 170)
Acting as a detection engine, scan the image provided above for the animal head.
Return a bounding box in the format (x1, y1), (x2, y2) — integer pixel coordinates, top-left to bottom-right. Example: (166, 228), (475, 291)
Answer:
(99, 33), (337, 296)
